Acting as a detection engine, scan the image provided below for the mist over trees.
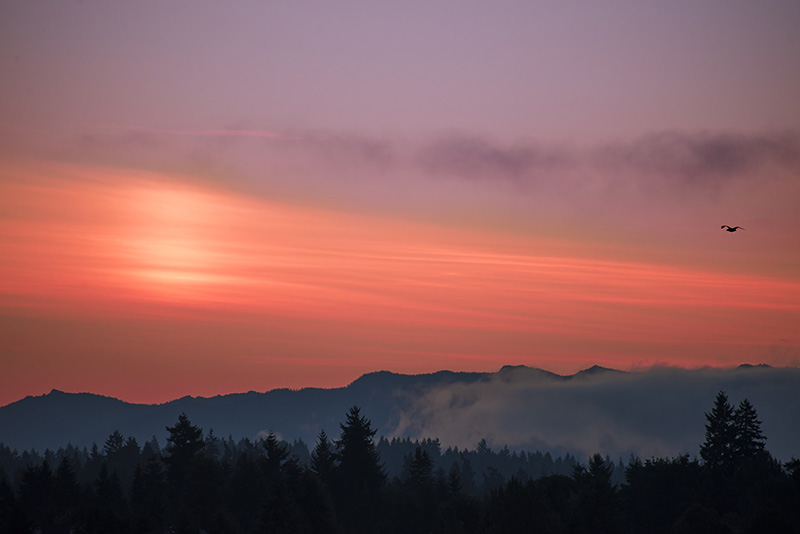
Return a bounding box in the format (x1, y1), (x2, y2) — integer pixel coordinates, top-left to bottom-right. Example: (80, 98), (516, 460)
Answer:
(1, 394), (798, 533)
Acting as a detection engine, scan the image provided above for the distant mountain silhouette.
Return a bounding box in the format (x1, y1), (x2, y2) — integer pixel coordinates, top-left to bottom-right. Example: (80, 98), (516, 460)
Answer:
(0, 366), (578, 451)
(0, 367), (498, 452)
(2, 364), (798, 461)
(572, 364), (624, 378)
(737, 363), (772, 370)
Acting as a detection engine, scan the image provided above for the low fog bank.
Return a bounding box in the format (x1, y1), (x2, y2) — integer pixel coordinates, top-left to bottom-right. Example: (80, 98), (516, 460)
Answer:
(388, 365), (800, 461)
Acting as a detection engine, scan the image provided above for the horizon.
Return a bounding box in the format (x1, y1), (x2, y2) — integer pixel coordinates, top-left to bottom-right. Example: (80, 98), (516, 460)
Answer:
(2, 360), (786, 409)
(3, 362), (799, 465)
(2, 2), (800, 408)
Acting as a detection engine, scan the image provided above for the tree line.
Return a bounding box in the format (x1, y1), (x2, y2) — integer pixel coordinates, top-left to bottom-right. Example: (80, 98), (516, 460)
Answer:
(1, 392), (799, 533)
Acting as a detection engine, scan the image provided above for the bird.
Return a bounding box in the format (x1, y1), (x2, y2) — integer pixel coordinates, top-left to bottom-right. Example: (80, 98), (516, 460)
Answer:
(721, 225), (745, 232)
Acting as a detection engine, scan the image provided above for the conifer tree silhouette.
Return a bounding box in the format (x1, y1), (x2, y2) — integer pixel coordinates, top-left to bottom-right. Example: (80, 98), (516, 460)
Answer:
(334, 406), (387, 533)
(700, 391), (737, 471)
(310, 429), (336, 484)
(733, 398), (766, 460)
(407, 446), (435, 488)
(335, 406), (386, 492)
(164, 413), (204, 479)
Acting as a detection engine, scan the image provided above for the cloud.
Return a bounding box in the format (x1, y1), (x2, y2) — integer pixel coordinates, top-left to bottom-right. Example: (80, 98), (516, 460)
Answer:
(60, 125), (800, 237)
(387, 365), (800, 461)
(282, 131), (396, 169)
(75, 125), (395, 169)
(71, 125), (800, 186)
(416, 130), (800, 184)
(93, 125), (293, 141)
(595, 130), (800, 184)
(417, 135), (569, 180)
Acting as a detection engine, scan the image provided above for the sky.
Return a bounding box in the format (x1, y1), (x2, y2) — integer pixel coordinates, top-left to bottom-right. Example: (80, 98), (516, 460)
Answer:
(1, 1), (799, 407)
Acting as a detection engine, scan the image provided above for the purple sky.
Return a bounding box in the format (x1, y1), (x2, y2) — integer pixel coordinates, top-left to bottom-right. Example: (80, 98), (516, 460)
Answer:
(3, 2), (799, 140)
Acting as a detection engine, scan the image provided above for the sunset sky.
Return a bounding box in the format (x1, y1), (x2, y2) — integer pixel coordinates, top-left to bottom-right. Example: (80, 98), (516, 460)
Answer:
(2, 1), (799, 407)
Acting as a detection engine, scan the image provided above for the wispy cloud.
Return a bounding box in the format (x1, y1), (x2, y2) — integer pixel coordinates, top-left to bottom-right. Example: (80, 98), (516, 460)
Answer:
(72, 125), (800, 186)
(416, 130), (800, 185)
(417, 135), (569, 180)
(73, 124), (397, 179)
(97, 125), (295, 140)
(595, 130), (800, 183)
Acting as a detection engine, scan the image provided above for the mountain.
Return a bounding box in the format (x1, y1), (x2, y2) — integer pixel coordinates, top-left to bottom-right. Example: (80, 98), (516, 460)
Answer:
(2, 364), (799, 461)
(0, 368), (491, 453)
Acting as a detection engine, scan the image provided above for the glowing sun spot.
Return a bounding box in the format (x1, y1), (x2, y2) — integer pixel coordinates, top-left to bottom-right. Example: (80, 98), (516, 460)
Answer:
(123, 184), (239, 298)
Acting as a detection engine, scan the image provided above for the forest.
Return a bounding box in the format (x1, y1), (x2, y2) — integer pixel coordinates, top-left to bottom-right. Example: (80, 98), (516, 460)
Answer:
(0, 391), (798, 533)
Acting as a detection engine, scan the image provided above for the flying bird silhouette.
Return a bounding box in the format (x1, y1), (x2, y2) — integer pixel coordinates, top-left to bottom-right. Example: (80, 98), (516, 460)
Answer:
(721, 225), (744, 232)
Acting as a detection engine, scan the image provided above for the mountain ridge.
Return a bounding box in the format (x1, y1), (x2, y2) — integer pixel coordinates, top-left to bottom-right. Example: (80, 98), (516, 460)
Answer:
(0, 365), (612, 452)
(12, 363), (769, 409)
(2, 363), (797, 461)
(7, 365), (582, 409)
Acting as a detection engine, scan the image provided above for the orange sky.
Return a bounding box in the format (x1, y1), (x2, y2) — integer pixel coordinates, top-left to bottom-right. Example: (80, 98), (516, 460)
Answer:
(2, 159), (798, 406)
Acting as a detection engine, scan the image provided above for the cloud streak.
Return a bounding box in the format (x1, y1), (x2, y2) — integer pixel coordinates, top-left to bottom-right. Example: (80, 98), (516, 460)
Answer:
(417, 135), (569, 180)
(417, 130), (800, 185)
(71, 126), (800, 189)
(96, 125), (294, 140)
(595, 130), (800, 184)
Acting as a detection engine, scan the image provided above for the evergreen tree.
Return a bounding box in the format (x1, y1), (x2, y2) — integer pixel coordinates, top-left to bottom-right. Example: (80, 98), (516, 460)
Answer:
(103, 430), (125, 456)
(623, 454), (706, 533)
(82, 444), (104, 485)
(185, 452), (227, 532)
(481, 466), (505, 496)
(447, 461), (463, 495)
(310, 429), (336, 484)
(734, 398), (766, 460)
(0, 469), (25, 533)
(588, 453), (613, 488)
(87, 463), (130, 533)
(131, 455), (166, 534)
(204, 428), (221, 461)
(335, 406), (387, 533)
(141, 436), (161, 462)
(335, 406), (386, 492)
(571, 454), (619, 533)
(700, 391), (737, 471)
(165, 413), (204, 460)
(163, 412), (204, 484)
(406, 446), (434, 488)
(163, 413), (205, 530)
(18, 458), (55, 528)
(459, 453), (478, 496)
(392, 446), (440, 531)
(107, 435), (140, 492)
(262, 431), (291, 477)
(228, 453), (264, 533)
(259, 432), (328, 533)
(785, 457), (800, 484)
(53, 456), (80, 526)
